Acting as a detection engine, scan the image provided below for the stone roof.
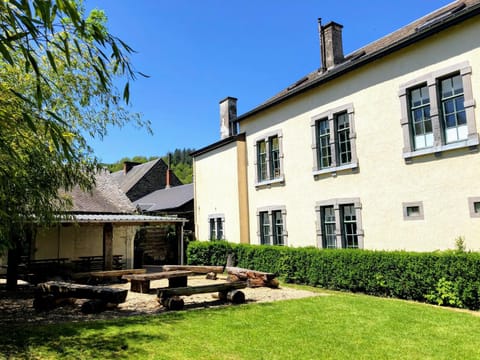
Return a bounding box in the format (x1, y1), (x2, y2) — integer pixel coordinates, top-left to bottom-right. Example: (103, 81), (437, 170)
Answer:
(237, 0), (480, 122)
(66, 170), (135, 214)
(133, 183), (193, 212)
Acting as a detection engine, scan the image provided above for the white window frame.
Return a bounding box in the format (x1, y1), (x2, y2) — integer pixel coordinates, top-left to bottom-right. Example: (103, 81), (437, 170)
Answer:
(254, 130), (285, 187)
(315, 198), (364, 249)
(311, 103), (358, 177)
(208, 214), (225, 240)
(399, 62), (478, 161)
(256, 206), (287, 246)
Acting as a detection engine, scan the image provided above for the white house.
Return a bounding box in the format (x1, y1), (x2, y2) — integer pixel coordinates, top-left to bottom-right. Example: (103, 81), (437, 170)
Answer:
(192, 0), (480, 251)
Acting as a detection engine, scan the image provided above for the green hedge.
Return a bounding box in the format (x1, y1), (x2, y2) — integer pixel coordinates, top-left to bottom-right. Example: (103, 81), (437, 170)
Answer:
(187, 241), (480, 310)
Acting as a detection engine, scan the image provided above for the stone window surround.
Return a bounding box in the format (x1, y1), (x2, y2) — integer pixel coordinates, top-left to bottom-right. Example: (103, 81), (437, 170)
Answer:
(254, 130), (285, 188)
(310, 103), (358, 177)
(208, 213), (225, 240)
(315, 198), (364, 249)
(402, 201), (424, 221)
(399, 61), (478, 161)
(468, 197), (480, 218)
(256, 205), (287, 245)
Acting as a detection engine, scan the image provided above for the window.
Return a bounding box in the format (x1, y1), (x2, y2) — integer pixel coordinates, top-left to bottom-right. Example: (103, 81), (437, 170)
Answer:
(402, 202), (424, 221)
(400, 63), (478, 160)
(208, 215), (225, 240)
(311, 104), (358, 175)
(315, 198), (363, 249)
(257, 206), (287, 245)
(468, 197), (480, 218)
(255, 131), (284, 186)
(440, 74), (467, 143)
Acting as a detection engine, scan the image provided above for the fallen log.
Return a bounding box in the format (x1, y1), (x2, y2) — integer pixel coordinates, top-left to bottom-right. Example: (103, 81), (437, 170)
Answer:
(162, 265), (224, 274)
(225, 267), (279, 288)
(36, 281), (128, 304)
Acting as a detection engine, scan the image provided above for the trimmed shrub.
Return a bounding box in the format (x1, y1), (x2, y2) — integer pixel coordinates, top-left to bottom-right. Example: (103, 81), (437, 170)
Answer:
(187, 241), (480, 310)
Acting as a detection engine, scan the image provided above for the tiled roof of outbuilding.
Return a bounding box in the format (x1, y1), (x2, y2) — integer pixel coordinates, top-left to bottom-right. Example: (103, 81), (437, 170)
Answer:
(66, 170), (135, 214)
(134, 183), (193, 212)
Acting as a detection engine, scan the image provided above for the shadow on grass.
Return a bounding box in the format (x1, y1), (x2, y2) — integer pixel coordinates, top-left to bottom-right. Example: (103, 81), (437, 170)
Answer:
(0, 312), (186, 359)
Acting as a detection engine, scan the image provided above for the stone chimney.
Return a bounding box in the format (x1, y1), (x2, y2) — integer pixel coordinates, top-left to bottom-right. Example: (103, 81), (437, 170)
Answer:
(165, 154), (171, 189)
(320, 21), (344, 70)
(123, 161), (140, 174)
(219, 97), (238, 139)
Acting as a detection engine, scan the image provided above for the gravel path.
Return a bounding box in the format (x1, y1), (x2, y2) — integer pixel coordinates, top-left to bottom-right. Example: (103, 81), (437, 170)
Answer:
(0, 276), (322, 325)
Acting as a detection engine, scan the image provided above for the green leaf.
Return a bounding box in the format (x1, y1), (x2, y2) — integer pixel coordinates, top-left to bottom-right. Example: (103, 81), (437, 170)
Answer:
(46, 50), (57, 73)
(123, 82), (130, 104)
(22, 112), (37, 132)
(0, 41), (14, 65)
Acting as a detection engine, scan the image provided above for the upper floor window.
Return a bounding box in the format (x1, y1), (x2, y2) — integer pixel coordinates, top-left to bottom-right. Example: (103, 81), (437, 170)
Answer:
(315, 198), (363, 249)
(311, 104), (358, 176)
(257, 206), (287, 245)
(208, 215), (224, 240)
(254, 131), (284, 186)
(400, 63), (478, 161)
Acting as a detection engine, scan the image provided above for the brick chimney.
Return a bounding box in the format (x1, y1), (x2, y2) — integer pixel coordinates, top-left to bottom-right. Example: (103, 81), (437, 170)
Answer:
(165, 154), (171, 189)
(320, 21), (344, 70)
(220, 97), (238, 139)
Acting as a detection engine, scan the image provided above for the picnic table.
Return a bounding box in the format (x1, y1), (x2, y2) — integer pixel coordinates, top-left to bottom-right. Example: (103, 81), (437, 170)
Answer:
(122, 270), (248, 310)
(122, 270), (193, 293)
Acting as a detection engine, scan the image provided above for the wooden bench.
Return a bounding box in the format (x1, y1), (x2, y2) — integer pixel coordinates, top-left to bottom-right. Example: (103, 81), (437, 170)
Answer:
(157, 281), (248, 310)
(34, 281), (128, 313)
(72, 268), (146, 284)
(122, 270), (193, 293)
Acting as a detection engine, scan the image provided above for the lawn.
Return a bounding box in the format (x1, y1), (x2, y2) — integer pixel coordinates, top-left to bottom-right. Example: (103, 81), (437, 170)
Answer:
(1, 288), (480, 359)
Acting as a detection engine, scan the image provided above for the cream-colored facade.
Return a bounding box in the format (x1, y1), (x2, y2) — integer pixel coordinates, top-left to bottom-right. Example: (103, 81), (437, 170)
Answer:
(193, 2), (480, 251)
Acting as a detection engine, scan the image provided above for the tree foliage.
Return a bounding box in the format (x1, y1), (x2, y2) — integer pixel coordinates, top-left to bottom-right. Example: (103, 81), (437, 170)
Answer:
(0, 1), (149, 256)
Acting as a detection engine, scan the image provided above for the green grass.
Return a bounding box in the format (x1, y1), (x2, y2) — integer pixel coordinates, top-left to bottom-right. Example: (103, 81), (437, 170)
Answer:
(2, 289), (480, 359)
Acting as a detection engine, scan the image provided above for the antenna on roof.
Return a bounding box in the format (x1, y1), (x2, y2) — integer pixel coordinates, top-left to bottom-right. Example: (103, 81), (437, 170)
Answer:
(318, 18), (327, 73)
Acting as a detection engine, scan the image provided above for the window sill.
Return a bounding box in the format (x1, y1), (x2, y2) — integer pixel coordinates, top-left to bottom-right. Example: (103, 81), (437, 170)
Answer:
(403, 136), (479, 161)
(312, 162), (358, 177)
(255, 176), (285, 189)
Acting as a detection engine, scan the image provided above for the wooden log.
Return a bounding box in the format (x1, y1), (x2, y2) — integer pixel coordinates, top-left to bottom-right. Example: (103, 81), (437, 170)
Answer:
(205, 272), (217, 280)
(162, 296), (184, 311)
(226, 267), (279, 288)
(72, 268), (146, 280)
(226, 289), (245, 304)
(157, 281), (247, 298)
(36, 281), (128, 304)
(162, 265), (224, 274)
(81, 299), (107, 314)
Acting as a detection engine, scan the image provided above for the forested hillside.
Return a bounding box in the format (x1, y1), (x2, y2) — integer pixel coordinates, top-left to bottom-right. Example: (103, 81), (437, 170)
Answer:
(105, 148), (195, 184)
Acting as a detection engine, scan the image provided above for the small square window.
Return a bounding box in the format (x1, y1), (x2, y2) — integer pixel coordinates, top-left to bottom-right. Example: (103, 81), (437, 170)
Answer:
(406, 206), (421, 217)
(468, 197), (480, 218)
(403, 202), (424, 220)
(474, 202), (480, 214)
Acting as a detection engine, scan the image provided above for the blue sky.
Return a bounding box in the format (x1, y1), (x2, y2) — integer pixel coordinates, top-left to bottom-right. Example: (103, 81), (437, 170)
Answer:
(84, 0), (452, 164)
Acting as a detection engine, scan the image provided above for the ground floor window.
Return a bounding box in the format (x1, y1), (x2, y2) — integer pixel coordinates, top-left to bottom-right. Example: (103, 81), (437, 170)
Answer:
(316, 198), (363, 249)
(257, 206), (287, 246)
(208, 215), (225, 240)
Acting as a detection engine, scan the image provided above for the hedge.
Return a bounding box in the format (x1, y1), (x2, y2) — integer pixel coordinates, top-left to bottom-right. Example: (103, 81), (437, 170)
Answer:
(187, 241), (480, 310)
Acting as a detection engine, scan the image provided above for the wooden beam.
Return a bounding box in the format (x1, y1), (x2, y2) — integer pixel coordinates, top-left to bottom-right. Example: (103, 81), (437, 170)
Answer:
(162, 265), (224, 274)
(103, 223), (113, 271)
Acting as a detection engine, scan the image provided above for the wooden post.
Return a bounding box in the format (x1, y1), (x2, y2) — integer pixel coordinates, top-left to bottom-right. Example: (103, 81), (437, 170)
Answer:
(103, 223), (113, 271)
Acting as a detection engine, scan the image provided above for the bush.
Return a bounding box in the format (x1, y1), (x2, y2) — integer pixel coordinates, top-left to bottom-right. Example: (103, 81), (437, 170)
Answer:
(187, 241), (480, 310)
